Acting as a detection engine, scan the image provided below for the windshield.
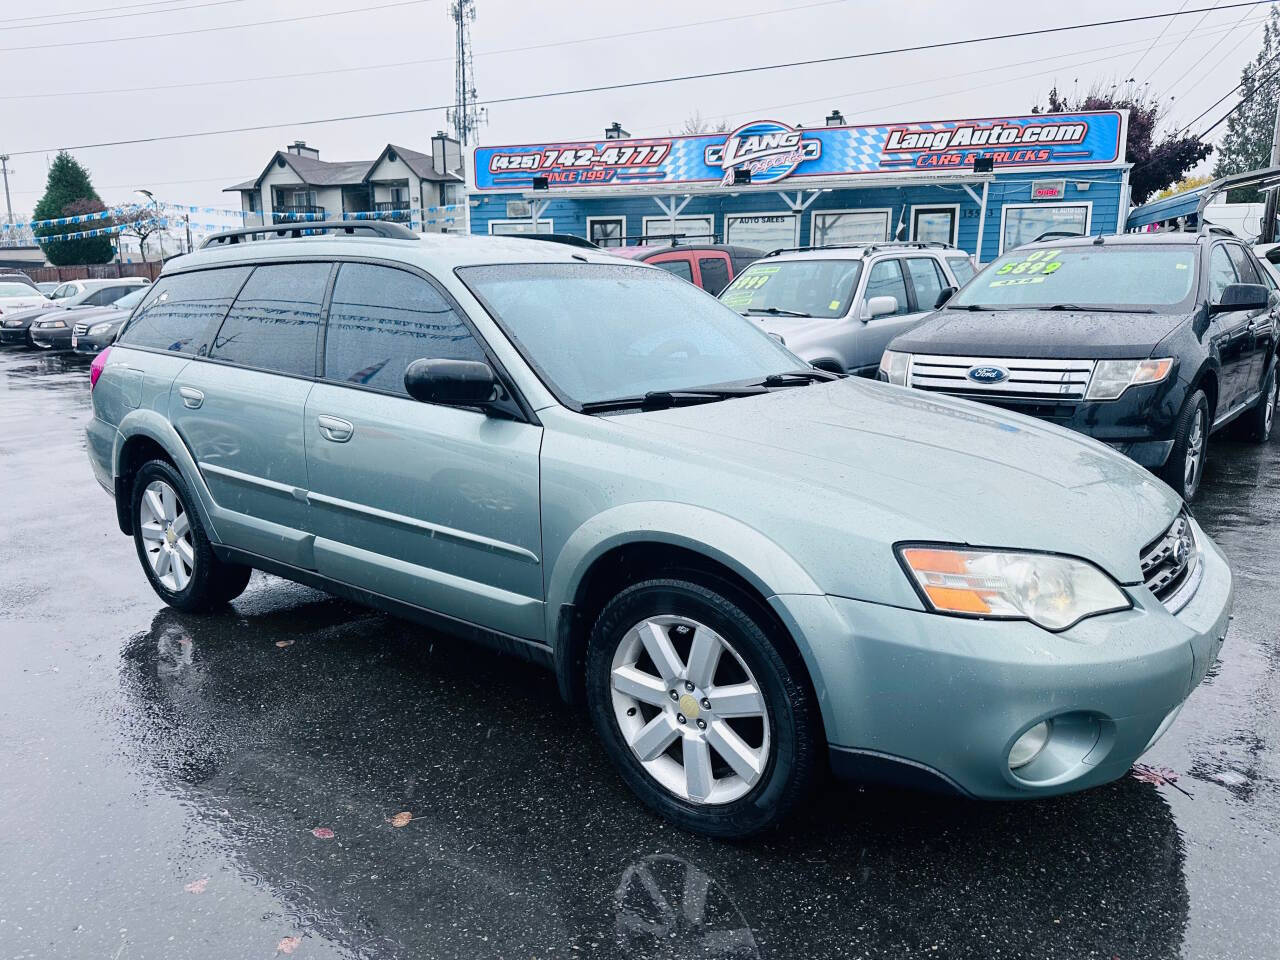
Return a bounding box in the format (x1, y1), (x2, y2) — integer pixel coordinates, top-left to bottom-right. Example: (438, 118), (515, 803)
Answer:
(951, 246), (1198, 312)
(719, 259), (863, 319)
(0, 283), (37, 297)
(113, 287), (148, 310)
(458, 263), (803, 407)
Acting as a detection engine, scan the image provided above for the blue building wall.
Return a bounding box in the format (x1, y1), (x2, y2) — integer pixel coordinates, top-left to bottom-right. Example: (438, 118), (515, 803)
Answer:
(469, 169), (1126, 263)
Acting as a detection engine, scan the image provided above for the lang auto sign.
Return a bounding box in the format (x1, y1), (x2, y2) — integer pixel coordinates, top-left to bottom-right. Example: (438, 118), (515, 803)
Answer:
(469, 111), (1126, 192)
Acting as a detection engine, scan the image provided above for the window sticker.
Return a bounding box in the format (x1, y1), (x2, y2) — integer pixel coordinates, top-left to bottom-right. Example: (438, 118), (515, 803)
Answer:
(828, 299), (841, 310)
(992, 248), (1063, 283)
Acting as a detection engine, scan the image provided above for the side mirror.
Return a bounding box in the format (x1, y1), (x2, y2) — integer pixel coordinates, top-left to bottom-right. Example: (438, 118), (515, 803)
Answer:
(934, 286), (958, 309)
(404, 358), (497, 406)
(864, 295), (898, 320)
(1210, 282), (1269, 314)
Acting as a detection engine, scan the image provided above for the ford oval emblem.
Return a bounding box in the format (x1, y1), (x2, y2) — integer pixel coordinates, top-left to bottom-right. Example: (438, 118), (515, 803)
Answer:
(967, 364), (1009, 385)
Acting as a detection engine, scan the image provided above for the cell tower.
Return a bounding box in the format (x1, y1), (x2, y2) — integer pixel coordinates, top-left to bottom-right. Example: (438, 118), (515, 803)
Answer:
(448, 0), (486, 145)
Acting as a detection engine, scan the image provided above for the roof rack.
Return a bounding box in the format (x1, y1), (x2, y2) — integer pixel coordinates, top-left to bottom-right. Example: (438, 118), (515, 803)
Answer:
(199, 220), (417, 249)
(764, 240), (956, 258)
(622, 232), (721, 246)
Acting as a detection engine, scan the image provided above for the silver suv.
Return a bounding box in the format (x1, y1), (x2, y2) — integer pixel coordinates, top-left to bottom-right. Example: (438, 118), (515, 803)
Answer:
(719, 242), (975, 375)
(86, 221), (1231, 838)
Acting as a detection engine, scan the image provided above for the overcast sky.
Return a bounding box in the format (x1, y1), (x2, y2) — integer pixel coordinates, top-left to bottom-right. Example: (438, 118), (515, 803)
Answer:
(0, 0), (1270, 222)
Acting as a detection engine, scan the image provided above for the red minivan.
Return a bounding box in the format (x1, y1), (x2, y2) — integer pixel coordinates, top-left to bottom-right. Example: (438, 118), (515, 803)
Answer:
(609, 243), (763, 295)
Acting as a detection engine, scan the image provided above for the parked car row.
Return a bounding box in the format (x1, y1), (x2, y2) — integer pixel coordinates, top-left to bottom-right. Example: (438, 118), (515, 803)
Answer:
(86, 221), (1233, 839)
(0, 277), (149, 348)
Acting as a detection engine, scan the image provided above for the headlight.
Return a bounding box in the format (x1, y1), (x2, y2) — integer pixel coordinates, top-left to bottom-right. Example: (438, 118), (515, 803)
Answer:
(879, 350), (911, 385)
(3, 319), (23, 328)
(88, 322), (112, 336)
(898, 545), (1131, 631)
(37, 319), (66, 329)
(1085, 358), (1173, 401)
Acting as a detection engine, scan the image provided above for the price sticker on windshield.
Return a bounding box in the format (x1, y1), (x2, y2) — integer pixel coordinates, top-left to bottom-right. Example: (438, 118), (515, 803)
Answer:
(733, 266), (779, 292)
(994, 249), (1062, 277)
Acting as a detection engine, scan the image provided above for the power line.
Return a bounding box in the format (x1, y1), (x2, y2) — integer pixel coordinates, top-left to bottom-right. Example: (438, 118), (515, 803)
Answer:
(1195, 57), (1280, 138)
(0, 0), (251, 32)
(1164, 3), (1257, 97)
(1177, 43), (1280, 134)
(1128, 0), (1192, 77)
(1142, 0), (1224, 85)
(5, 0), (226, 24)
(0, 0), (430, 54)
(8, 1), (1277, 157)
(3, 0), (849, 100)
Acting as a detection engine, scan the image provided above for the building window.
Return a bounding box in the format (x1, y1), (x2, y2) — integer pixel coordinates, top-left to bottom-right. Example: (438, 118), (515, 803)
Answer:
(246, 193), (258, 212)
(811, 210), (890, 246)
(910, 206), (958, 246)
(1000, 202), (1090, 252)
(588, 217), (626, 247)
(641, 216), (713, 245)
(725, 213), (797, 250)
(489, 219), (554, 236)
(443, 182), (467, 206)
(389, 184), (408, 204)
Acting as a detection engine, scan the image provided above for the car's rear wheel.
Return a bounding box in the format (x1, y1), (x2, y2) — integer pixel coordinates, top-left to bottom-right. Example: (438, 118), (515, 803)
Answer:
(1238, 364), (1277, 443)
(131, 459), (251, 612)
(1161, 389), (1209, 502)
(586, 577), (819, 837)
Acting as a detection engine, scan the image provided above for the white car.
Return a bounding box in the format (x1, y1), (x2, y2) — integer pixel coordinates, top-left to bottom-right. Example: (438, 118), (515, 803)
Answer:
(0, 279), (50, 318)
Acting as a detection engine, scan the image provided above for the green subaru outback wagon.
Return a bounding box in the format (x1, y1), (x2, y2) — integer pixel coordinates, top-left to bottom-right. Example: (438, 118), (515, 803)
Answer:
(86, 221), (1233, 837)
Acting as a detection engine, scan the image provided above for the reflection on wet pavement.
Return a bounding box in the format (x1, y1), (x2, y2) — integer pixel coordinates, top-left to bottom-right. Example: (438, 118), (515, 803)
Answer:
(1, 349), (1277, 959)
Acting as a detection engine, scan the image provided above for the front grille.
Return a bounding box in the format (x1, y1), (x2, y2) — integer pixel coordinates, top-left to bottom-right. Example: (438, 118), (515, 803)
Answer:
(1141, 512), (1197, 605)
(908, 354), (1096, 402)
(72, 321), (90, 336)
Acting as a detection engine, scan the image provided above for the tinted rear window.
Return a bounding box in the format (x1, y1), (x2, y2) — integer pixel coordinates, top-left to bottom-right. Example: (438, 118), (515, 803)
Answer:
(698, 257), (731, 295)
(118, 267), (250, 355)
(210, 262), (330, 376)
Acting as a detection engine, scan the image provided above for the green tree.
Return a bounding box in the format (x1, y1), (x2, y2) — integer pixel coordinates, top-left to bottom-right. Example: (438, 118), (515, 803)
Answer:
(1033, 84), (1211, 205)
(1213, 5), (1280, 201)
(33, 151), (115, 265)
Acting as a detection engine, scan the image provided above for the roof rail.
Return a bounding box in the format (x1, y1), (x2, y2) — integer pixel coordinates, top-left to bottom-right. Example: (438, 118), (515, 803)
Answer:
(621, 232), (721, 246)
(200, 219), (418, 249)
(764, 240), (956, 258)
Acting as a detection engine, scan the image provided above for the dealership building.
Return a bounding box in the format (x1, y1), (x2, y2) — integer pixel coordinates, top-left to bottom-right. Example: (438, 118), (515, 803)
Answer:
(466, 110), (1130, 263)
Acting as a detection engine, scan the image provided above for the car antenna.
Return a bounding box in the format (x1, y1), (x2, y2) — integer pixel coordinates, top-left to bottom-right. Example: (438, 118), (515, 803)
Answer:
(1092, 233), (1105, 245)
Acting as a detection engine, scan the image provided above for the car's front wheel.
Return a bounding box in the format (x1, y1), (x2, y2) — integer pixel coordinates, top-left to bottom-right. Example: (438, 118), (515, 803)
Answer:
(1161, 389), (1209, 501)
(1238, 363), (1278, 443)
(586, 577), (820, 838)
(131, 459), (251, 612)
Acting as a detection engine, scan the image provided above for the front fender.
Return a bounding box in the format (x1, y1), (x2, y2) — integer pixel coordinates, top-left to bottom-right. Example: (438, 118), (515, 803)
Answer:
(114, 409), (223, 543)
(545, 501), (824, 699)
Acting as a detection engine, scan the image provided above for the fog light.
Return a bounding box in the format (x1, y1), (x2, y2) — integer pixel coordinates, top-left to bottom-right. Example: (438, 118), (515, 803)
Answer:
(1009, 721), (1051, 769)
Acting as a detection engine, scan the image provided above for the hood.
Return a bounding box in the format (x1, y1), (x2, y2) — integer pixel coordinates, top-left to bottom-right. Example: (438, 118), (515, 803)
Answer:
(66, 305), (129, 325)
(889, 308), (1191, 359)
(616, 377), (1179, 585)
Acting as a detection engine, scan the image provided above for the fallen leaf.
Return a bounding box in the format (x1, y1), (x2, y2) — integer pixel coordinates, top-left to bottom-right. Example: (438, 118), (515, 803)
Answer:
(387, 811), (413, 828)
(1131, 763), (1194, 797)
(277, 936), (302, 954)
(183, 877), (208, 894)
(275, 640), (295, 648)
(311, 827), (334, 839)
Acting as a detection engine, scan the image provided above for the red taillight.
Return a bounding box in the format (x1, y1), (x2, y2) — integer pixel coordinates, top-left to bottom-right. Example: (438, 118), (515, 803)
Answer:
(90, 346), (111, 390)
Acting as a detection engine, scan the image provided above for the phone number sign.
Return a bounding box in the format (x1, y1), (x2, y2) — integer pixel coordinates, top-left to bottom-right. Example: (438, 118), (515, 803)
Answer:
(469, 111), (1126, 193)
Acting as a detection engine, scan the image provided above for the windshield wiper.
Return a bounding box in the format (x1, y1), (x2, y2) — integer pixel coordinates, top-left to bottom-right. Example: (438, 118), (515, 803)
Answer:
(578, 386), (767, 414)
(745, 306), (810, 318)
(1042, 303), (1156, 313)
(948, 303), (996, 311)
(760, 369), (843, 387)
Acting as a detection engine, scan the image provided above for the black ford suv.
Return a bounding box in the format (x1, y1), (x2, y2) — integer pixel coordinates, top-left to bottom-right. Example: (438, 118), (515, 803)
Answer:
(879, 232), (1279, 501)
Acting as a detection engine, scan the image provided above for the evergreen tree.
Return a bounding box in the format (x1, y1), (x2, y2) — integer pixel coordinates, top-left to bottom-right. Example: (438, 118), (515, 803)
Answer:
(1213, 4), (1280, 201)
(33, 152), (115, 266)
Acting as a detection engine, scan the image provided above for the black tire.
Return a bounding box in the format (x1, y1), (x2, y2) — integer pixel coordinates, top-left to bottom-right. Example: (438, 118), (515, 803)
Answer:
(1160, 389), (1209, 502)
(130, 459), (251, 612)
(1237, 363), (1278, 443)
(586, 577), (820, 838)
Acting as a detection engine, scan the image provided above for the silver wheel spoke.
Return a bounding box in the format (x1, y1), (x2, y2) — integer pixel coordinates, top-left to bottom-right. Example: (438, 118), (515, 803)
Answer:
(630, 713), (680, 762)
(705, 720), (764, 782)
(143, 488), (165, 525)
(707, 682), (764, 719)
(175, 538), (195, 571)
(611, 665), (670, 708)
(170, 554), (190, 590)
(140, 522), (165, 543)
(172, 511), (190, 539)
(683, 737), (714, 802)
(684, 629), (721, 689)
(639, 621), (684, 684)
(160, 485), (177, 523)
(154, 548), (172, 579)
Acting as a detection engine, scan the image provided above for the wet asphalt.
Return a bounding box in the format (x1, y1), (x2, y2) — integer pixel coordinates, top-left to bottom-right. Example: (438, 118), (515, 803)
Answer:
(0, 348), (1277, 960)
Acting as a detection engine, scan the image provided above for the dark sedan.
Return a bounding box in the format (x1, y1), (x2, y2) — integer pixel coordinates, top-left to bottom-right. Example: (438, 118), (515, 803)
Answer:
(35, 287), (149, 352)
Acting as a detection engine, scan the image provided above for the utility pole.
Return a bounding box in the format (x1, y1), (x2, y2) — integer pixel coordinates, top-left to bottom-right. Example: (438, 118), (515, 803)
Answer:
(1266, 100), (1280, 244)
(0, 155), (14, 225)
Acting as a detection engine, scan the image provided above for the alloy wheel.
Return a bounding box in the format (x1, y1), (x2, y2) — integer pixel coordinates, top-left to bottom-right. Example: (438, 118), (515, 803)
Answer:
(1267, 372), (1277, 437)
(139, 480), (195, 591)
(609, 615), (770, 805)
(1184, 407), (1205, 497)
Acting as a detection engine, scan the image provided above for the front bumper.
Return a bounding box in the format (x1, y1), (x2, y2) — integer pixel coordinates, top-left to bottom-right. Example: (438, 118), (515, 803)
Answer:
(30, 326), (73, 350)
(772, 520), (1232, 799)
(0, 326), (32, 345)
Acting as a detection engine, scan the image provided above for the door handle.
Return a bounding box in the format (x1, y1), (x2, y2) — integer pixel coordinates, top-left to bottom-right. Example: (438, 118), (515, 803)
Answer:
(317, 415), (354, 443)
(178, 386), (204, 409)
